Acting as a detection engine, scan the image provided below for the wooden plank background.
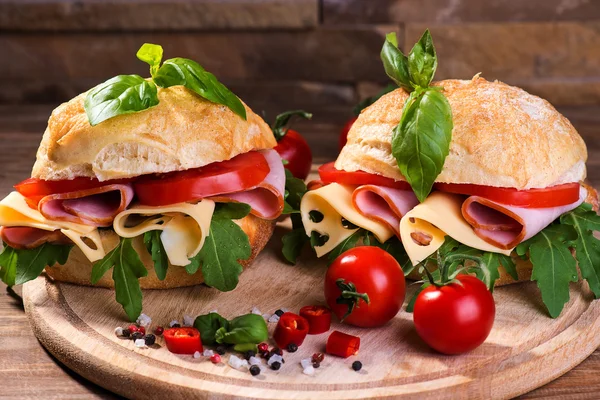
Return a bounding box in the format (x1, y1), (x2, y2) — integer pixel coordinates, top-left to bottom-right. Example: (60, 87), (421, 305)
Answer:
(1, 0), (600, 398)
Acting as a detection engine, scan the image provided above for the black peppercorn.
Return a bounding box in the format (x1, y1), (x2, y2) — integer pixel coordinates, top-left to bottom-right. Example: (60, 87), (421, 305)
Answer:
(249, 365), (261, 376)
(216, 345), (227, 355)
(131, 331), (143, 341)
(144, 334), (156, 346)
(313, 362), (320, 368)
(271, 347), (283, 356)
(287, 343), (298, 353)
(352, 361), (362, 371)
(244, 350), (256, 360)
(122, 328), (131, 338)
(271, 361), (281, 371)
(171, 323), (181, 328)
(274, 309), (284, 317)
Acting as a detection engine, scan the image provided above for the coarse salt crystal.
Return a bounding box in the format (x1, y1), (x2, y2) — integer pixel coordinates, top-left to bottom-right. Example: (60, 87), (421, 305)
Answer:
(262, 313), (271, 320)
(268, 314), (280, 323)
(136, 313), (152, 327)
(134, 339), (146, 348)
(209, 309), (218, 314)
(114, 327), (123, 337)
(193, 351), (202, 359)
(203, 349), (214, 357)
(169, 320), (180, 327)
(268, 354), (283, 366)
(249, 356), (262, 366)
(251, 307), (262, 315)
(183, 315), (194, 327)
(303, 366), (315, 376)
(300, 358), (312, 369)
(228, 355), (249, 370)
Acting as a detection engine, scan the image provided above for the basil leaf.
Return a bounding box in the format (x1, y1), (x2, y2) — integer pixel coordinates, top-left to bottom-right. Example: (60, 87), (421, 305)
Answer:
(84, 75), (159, 126)
(188, 218), (250, 291)
(0, 246), (18, 286)
(154, 58), (246, 120)
(136, 43), (163, 77)
(143, 231), (168, 281)
(281, 228), (309, 265)
(408, 29), (437, 88)
(391, 88), (453, 202)
(213, 203), (252, 221)
(194, 312), (230, 345)
(380, 32), (412, 91)
(215, 314), (268, 345)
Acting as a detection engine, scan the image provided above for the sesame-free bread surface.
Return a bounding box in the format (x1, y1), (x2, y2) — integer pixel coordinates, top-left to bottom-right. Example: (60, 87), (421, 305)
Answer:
(32, 85), (276, 181)
(336, 76), (587, 190)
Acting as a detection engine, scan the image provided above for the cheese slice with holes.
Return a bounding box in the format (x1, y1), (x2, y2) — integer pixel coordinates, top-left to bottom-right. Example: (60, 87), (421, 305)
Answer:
(113, 200), (215, 266)
(300, 183), (394, 257)
(399, 191), (512, 265)
(0, 192), (105, 262)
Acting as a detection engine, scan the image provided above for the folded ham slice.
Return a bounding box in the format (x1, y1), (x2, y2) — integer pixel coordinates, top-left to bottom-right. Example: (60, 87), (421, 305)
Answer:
(0, 226), (71, 249)
(38, 184), (134, 228)
(462, 186), (587, 249)
(209, 149), (285, 220)
(352, 185), (419, 237)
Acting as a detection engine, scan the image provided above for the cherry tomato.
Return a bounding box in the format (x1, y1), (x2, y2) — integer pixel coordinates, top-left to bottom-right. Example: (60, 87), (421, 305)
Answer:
(318, 162), (411, 190)
(15, 177), (132, 207)
(413, 275), (495, 355)
(133, 151), (270, 206)
(339, 117), (357, 151)
(435, 182), (580, 208)
(163, 327), (204, 355)
(325, 246), (405, 328)
(274, 129), (312, 180)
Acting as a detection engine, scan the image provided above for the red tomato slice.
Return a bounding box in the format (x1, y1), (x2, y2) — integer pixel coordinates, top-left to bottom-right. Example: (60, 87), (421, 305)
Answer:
(318, 162), (412, 190)
(15, 177), (132, 207)
(134, 151), (270, 206)
(434, 182), (581, 208)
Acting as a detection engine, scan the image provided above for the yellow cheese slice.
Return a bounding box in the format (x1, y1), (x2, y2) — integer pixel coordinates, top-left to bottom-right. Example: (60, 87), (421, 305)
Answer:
(300, 183), (394, 257)
(113, 200), (215, 266)
(0, 192), (105, 262)
(399, 191), (513, 266)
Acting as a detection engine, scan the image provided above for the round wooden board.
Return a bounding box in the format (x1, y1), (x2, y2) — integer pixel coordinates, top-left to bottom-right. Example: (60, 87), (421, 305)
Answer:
(22, 228), (600, 400)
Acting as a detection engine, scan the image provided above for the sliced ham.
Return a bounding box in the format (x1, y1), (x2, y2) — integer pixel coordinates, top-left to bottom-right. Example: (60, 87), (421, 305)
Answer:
(462, 186), (587, 249)
(352, 185), (419, 237)
(38, 184), (134, 227)
(0, 226), (71, 249)
(209, 149), (285, 220)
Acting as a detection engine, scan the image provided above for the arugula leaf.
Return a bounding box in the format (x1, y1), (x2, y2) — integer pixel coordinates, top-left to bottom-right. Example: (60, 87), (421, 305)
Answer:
(561, 203), (600, 297)
(327, 230), (365, 264)
(391, 88), (453, 202)
(143, 231), (168, 281)
(0, 246), (18, 286)
(213, 203), (252, 221)
(368, 234), (415, 275)
(136, 43), (163, 77)
(520, 226), (578, 318)
(283, 169), (307, 213)
(154, 58), (246, 120)
(408, 29), (437, 88)
(271, 110), (312, 141)
(188, 218), (251, 291)
(281, 228), (309, 264)
(380, 32), (412, 91)
(84, 75), (159, 126)
(92, 238), (148, 321)
(406, 282), (429, 313)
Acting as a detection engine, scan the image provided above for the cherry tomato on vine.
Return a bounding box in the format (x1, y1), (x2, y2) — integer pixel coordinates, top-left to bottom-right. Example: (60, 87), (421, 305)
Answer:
(413, 275), (495, 355)
(325, 246), (405, 328)
(271, 110), (313, 180)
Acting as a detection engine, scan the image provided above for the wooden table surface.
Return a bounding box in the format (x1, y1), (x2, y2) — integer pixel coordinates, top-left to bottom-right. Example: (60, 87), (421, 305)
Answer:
(0, 104), (599, 399)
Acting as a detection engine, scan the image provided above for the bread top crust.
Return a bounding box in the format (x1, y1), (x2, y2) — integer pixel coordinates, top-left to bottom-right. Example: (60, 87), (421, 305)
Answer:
(335, 76), (588, 189)
(32, 85), (276, 181)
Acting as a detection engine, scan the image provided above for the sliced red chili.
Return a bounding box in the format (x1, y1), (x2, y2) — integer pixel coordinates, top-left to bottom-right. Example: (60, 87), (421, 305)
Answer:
(273, 312), (309, 349)
(163, 327), (203, 355)
(299, 305), (332, 335)
(326, 331), (360, 358)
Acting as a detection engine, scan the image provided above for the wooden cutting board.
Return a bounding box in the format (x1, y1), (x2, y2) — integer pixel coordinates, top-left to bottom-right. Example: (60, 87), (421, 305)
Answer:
(22, 227), (600, 400)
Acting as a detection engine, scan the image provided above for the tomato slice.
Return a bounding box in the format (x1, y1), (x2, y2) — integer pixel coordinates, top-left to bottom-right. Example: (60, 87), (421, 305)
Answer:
(318, 162), (411, 190)
(299, 305), (332, 335)
(14, 177), (132, 208)
(434, 182), (581, 208)
(134, 151), (270, 206)
(326, 331), (360, 358)
(163, 327), (203, 354)
(273, 312), (309, 349)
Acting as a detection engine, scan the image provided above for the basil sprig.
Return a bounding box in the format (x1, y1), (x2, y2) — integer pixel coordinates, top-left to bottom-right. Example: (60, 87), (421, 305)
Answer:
(381, 30), (453, 202)
(84, 43), (246, 126)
